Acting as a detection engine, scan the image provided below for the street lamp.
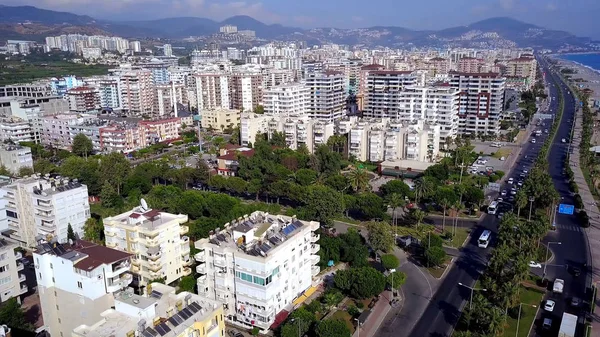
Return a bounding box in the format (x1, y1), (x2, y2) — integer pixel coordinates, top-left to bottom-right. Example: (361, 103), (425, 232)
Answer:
(354, 318), (362, 337)
(515, 303), (537, 337)
(543, 241), (562, 279)
(389, 268), (396, 301)
(458, 282), (487, 311)
(528, 196), (535, 222)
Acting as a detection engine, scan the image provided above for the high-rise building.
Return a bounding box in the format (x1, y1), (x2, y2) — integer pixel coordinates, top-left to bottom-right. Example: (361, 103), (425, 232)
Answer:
(450, 72), (506, 136)
(129, 41), (141, 53)
(201, 109), (241, 131)
(194, 73), (231, 111)
(362, 71), (418, 119)
(263, 83), (309, 116)
(0, 176), (90, 247)
(230, 73), (263, 112)
(72, 283), (225, 337)
(66, 86), (100, 113)
(0, 238), (28, 303)
(502, 55), (537, 90)
(0, 145), (33, 175)
(193, 211), (321, 331)
(98, 77), (121, 109)
(304, 71), (346, 122)
(119, 69), (155, 115)
(34, 240), (133, 337)
(220, 25), (238, 34)
(156, 82), (187, 117)
(457, 57), (485, 73)
(103, 203), (192, 286)
(162, 44), (173, 57)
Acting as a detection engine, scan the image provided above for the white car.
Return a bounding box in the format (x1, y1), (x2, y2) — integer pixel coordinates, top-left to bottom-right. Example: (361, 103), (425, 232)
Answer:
(510, 189), (517, 196)
(544, 299), (556, 312)
(531, 138), (536, 144)
(500, 190), (507, 196)
(529, 261), (542, 268)
(508, 178), (514, 184)
(562, 138), (567, 143)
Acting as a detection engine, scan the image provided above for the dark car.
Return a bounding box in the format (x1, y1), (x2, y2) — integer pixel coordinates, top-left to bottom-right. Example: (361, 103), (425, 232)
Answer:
(571, 266), (581, 277)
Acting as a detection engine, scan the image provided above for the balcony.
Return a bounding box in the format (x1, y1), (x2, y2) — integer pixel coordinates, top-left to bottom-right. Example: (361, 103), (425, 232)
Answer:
(311, 233), (320, 242)
(182, 257), (192, 266)
(311, 244), (320, 254)
(107, 260), (130, 277)
(105, 231), (116, 237)
(19, 285), (28, 294)
(149, 270), (162, 279)
(182, 267), (192, 276)
(196, 264), (206, 274)
(145, 236), (159, 246)
(121, 273), (133, 286)
(311, 266), (320, 277)
(131, 264), (140, 273)
(194, 252), (206, 262)
(214, 258), (226, 267)
(106, 241), (118, 248)
(181, 245), (190, 254)
(181, 236), (189, 243)
(198, 274), (207, 283)
(18, 273), (26, 282)
(147, 251), (161, 260)
(310, 255), (320, 265)
(17, 262), (23, 271)
(310, 222), (320, 231)
(180, 225), (189, 235)
(14, 251), (22, 259)
(147, 263), (162, 272)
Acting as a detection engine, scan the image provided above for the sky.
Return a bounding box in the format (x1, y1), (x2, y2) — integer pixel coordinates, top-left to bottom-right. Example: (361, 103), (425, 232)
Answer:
(2, 0), (600, 38)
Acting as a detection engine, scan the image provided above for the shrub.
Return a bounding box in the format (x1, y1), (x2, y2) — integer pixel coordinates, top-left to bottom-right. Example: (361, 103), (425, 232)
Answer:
(579, 211), (590, 228)
(425, 246), (446, 266)
(574, 194), (584, 209)
(380, 254), (400, 270)
(347, 305), (360, 317)
(569, 180), (579, 193)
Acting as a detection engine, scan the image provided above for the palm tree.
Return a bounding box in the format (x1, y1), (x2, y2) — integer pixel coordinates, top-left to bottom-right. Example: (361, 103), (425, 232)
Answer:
(387, 193), (405, 232)
(439, 197), (450, 232)
(413, 209), (425, 230)
(515, 190), (528, 218)
(413, 178), (425, 204)
(347, 167), (370, 193)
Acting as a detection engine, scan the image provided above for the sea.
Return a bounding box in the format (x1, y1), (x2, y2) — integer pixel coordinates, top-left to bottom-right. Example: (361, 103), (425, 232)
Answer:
(559, 53), (600, 73)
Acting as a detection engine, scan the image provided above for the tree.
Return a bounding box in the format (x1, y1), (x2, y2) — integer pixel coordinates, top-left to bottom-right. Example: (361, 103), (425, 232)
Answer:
(229, 126), (240, 145)
(83, 218), (104, 244)
(0, 298), (33, 331)
(435, 187), (458, 231)
(333, 267), (386, 299)
(17, 166), (34, 177)
(380, 179), (411, 198)
(387, 271), (406, 289)
(100, 182), (123, 209)
(412, 209), (426, 229)
(253, 105), (265, 114)
(425, 246), (446, 266)
(269, 131), (287, 147)
(380, 254), (400, 270)
(72, 133), (93, 158)
(33, 158), (57, 175)
(316, 319), (351, 337)
(356, 193), (385, 219)
(515, 190), (528, 218)
(303, 185), (343, 226)
(0, 165), (11, 176)
(347, 167), (370, 192)
(386, 193), (405, 229)
(295, 168), (318, 186)
(177, 275), (196, 293)
(367, 221), (395, 252)
(67, 223), (76, 242)
(100, 153), (131, 195)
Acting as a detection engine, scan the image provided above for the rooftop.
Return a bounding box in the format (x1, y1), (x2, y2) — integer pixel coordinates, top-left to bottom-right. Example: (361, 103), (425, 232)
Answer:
(35, 240), (132, 272)
(104, 205), (188, 232)
(217, 148), (255, 161)
(195, 211), (318, 258)
(73, 283), (222, 337)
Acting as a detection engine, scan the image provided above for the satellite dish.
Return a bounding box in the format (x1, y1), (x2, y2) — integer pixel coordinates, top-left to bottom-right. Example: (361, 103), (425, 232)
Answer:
(140, 198), (148, 210)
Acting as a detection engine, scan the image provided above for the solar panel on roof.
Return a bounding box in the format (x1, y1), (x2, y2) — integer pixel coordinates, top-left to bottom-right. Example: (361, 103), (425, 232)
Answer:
(189, 302), (202, 313)
(178, 308), (191, 319)
(155, 323), (171, 336)
(150, 290), (163, 299)
(167, 316), (180, 327)
(173, 313), (185, 324)
(142, 328), (159, 337)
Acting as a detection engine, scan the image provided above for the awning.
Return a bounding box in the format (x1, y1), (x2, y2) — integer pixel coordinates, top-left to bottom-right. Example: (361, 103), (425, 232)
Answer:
(270, 309), (290, 330)
(292, 286), (319, 306)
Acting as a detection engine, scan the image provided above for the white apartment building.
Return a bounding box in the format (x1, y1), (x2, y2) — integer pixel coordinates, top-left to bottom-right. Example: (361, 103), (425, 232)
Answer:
(201, 108), (241, 131)
(156, 82), (187, 117)
(194, 73), (231, 111)
(98, 77), (121, 109)
(0, 176), (90, 247)
(449, 72), (506, 136)
(193, 211), (321, 331)
(0, 118), (36, 144)
(362, 70), (418, 119)
(0, 145), (33, 175)
(73, 283), (225, 337)
(68, 120), (105, 152)
(262, 69), (296, 89)
(263, 83), (309, 116)
(240, 113), (269, 147)
(502, 56), (537, 90)
(34, 240), (133, 337)
(119, 68), (155, 115)
(304, 71), (346, 122)
(103, 203), (192, 286)
(0, 238), (28, 303)
(349, 120), (373, 162)
(41, 114), (96, 149)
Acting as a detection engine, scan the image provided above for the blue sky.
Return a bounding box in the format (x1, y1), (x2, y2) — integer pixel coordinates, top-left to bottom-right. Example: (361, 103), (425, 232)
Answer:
(3, 0), (600, 38)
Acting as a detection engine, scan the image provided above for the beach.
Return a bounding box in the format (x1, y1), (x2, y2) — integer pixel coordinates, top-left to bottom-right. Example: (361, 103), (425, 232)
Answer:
(551, 56), (600, 103)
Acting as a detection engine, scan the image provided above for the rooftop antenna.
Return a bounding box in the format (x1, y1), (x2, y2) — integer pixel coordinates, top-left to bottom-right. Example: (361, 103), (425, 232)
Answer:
(140, 198), (148, 211)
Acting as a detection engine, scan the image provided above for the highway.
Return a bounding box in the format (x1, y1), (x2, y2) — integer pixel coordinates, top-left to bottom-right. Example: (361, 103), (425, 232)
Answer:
(408, 80), (551, 336)
(529, 57), (589, 335)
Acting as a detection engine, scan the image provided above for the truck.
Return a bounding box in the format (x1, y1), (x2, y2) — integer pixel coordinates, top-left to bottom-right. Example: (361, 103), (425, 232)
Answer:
(553, 279), (565, 293)
(558, 312), (577, 337)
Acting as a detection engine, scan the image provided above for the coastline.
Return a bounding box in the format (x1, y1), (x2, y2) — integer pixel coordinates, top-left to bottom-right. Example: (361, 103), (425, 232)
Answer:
(548, 51), (600, 57)
(553, 57), (600, 102)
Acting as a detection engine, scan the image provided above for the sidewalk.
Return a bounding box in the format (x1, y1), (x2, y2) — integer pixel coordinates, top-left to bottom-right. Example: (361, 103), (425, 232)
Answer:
(353, 290), (393, 337)
(568, 104), (600, 335)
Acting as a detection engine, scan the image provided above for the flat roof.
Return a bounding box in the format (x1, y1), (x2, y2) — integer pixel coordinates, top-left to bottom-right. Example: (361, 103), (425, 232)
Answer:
(104, 206), (188, 232)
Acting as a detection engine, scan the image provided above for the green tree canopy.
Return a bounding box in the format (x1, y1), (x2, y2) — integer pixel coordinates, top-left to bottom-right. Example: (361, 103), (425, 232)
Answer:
(83, 218), (104, 244)
(380, 179), (411, 198)
(366, 221), (395, 252)
(333, 267), (386, 299)
(316, 319), (351, 337)
(72, 133), (94, 157)
(0, 298), (33, 331)
(380, 254), (400, 270)
(387, 271), (407, 289)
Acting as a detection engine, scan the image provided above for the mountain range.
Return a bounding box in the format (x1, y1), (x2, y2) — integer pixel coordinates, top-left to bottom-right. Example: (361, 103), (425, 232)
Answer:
(0, 5), (591, 49)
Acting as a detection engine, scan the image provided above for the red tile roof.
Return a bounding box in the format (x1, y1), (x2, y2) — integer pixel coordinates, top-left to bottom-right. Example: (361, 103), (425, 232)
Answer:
(143, 209), (161, 219)
(72, 240), (132, 271)
(129, 213), (142, 219)
(218, 149), (255, 161)
(361, 64), (385, 70)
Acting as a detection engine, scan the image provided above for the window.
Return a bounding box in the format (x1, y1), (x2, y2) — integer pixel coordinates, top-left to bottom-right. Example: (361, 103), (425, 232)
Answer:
(0, 265), (9, 273)
(56, 305), (59, 310)
(0, 253), (6, 261)
(77, 281), (82, 289)
(50, 263), (53, 269)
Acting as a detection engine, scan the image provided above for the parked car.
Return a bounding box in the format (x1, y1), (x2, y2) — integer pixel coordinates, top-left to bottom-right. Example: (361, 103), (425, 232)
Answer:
(544, 299), (556, 312)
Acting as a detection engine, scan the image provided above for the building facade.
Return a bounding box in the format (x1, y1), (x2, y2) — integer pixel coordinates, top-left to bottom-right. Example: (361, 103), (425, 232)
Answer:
(0, 239), (27, 303)
(304, 71), (346, 122)
(0, 145), (33, 175)
(263, 83), (309, 116)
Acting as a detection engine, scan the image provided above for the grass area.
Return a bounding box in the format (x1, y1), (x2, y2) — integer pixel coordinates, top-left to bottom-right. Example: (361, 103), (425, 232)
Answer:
(332, 217), (364, 226)
(492, 148), (512, 159)
(501, 286), (544, 337)
(0, 60), (110, 85)
(445, 227), (471, 249)
(427, 256), (452, 279)
(329, 310), (356, 333)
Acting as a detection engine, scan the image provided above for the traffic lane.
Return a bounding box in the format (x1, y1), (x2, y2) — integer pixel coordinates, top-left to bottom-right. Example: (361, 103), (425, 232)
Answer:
(409, 219), (497, 337)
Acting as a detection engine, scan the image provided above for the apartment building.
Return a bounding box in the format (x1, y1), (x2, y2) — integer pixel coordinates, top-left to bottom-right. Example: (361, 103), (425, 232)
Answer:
(362, 71), (418, 119)
(262, 69), (295, 89)
(156, 83), (187, 117)
(139, 118), (181, 144)
(502, 56), (537, 90)
(230, 73), (263, 112)
(0, 118), (36, 144)
(68, 120), (105, 152)
(103, 203), (191, 286)
(358, 64), (386, 97)
(457, 57), (485, 73)
(41, 114), (96, 149)
(449, 72), (506, 136)
(305, 71), (346, 122)
(119, 69), (155, 115)
(0, 175), (90, 247)
(99, 124), (145, 153)
(240, 113), (269, 147)
(0, 145), (33, 175)
(34, 240), (133, 337)
(73, 283), (225, 337)
(349, 119), (378, 162)
(193, 211), (321, 331)
(194, 73), (231, 111)
(97, 77), (121, 109)
(216, 146), (255, 176)
(50, 76), (84, 97)
(66, 86), (100, 113)
(201, 109), (240, 131)
(0, 83), (53, 99)
(0, 239), (28, 303)
(428, 57), (450, 76)
(263, 83), (309, 116)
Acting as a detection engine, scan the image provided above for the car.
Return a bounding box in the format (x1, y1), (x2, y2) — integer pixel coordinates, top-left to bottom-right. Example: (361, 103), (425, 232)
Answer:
(517, 181), (523, 187)
(542, 318), (552, 330)
(497, 197), (503, 203)
(529, 261), (542, 268)
(500, 190), (507, 196)
(508, 196), (515, 202)
(523, 169), (529, 175)
(545, 129), (549, 133)
(544, 299), (556, 312)
(562, 138), (567, 143)
(520, 173), (526, 178)
(531, 139), (536, 143)
(510, 189), (517, 196)
(498, 212), (504, 219)
(508, 178), (514, 184)
(571, 297), (582, 307)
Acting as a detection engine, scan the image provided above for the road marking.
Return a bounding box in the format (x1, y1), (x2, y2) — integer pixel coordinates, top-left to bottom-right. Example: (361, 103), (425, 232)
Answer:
(414, 263), (433, 299)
